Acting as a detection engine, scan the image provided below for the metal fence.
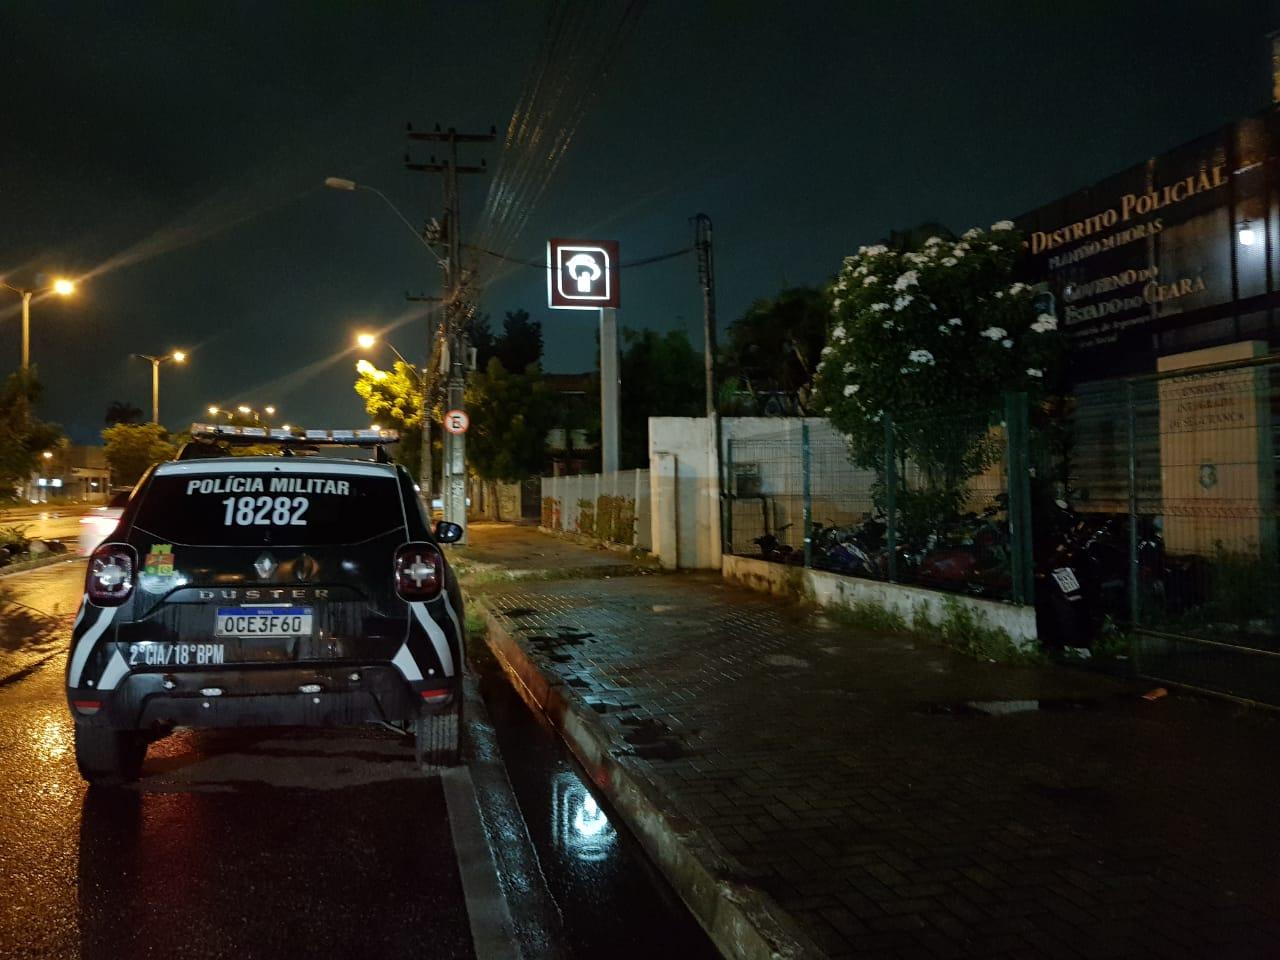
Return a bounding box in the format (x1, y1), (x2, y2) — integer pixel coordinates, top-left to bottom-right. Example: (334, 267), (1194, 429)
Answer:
(1061, 354), (1280, 701)
(724, 395), (1034, 604)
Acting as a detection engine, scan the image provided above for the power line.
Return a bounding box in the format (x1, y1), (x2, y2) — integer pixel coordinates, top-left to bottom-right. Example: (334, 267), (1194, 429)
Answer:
(466, 243), (692, 269)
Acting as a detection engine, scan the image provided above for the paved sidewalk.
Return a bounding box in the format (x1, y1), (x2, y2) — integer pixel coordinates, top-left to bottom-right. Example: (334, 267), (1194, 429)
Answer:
(464, 527), (1280, 959)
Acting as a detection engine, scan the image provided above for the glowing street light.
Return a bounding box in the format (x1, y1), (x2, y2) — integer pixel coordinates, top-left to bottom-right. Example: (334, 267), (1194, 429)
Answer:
(132, 350), (187, 425)
(356, 332), (377, 350)
(0, 275), (77, 372)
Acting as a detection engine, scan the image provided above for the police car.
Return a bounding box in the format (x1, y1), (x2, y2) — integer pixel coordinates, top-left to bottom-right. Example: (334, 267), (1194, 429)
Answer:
(66, 425), (466, 785)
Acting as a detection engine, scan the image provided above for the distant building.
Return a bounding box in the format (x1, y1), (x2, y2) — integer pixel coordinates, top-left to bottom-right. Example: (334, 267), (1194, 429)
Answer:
(34, 446), (110, 502)
(544, 372), (599, 475)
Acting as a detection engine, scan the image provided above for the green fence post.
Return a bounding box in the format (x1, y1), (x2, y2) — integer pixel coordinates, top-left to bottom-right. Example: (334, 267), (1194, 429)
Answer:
(801, 422), (812, 568)
(724, 437), (734, 556)
(1125, 380), (1140, 626)
(884, 413), (897, 582)
(1005, 392), (1034, 605)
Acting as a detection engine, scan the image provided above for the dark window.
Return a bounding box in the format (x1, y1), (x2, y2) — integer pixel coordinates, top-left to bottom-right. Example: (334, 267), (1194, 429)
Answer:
(131, 470), (406, 546)
(107, 490), (132, 509)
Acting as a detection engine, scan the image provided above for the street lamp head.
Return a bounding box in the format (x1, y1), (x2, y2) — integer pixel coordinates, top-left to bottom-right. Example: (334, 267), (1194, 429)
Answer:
(281, 424), (291, 432)
(237, 405), (251, 415)
(42, 450), (53, 459)
(52, 278), (75, 296)
(325, 177), (357, 191)
(171, 350), (187, 363)
(264, 405), (276, 416)
(208, 405), (219, 416)
(356, 332), (377, 350)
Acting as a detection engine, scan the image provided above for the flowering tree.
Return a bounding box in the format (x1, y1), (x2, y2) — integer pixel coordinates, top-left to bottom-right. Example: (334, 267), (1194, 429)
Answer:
(812, 222), (1061, 518)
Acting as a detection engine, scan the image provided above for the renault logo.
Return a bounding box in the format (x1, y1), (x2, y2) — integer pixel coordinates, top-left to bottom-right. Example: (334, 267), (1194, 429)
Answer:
(254, 552), (277, 579)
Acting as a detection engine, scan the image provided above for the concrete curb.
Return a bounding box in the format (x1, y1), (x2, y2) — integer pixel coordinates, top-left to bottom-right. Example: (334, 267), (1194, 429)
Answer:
(473, 597), (823, 960)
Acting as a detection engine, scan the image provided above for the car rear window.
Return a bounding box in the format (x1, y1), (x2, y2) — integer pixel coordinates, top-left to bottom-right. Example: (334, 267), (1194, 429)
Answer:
(131, 467), (406, 546)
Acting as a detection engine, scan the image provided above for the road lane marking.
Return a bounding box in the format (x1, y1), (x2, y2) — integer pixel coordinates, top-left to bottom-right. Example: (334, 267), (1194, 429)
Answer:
(441, 765), (520, 960)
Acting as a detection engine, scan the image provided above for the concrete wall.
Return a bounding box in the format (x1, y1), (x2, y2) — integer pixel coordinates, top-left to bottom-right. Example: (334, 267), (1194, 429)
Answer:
(648, 417), (721, 569)
(723, 553), (1038, 649)
(648, 416), (861, 569)
(539, 470), (652, 550)
(469, 481), (522, 521)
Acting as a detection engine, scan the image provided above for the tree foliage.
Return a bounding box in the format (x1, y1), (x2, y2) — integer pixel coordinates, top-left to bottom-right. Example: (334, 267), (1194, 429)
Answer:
(494, 309), (543, 373)
(619, 328), (703, 468)
(812, 222), (1062, 499)
(465, 358), (556, 482)
(105, 400), (144, 426)
(353, 359), (425, 479)
(722, 287), (829, 414)
(0, 374), (64, 498)
(102, 422), (176, 487)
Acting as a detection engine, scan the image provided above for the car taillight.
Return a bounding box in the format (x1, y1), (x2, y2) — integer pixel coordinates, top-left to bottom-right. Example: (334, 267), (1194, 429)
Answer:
(394, 542), (442, 601)
(87, 543), (136, 606)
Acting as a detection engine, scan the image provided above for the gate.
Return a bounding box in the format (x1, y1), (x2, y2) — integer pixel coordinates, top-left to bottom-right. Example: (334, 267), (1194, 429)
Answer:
(1064, 353), (1280, 703)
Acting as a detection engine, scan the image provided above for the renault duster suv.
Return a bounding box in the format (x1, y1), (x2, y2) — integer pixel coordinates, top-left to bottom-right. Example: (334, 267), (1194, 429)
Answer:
(66, 428), (465, 785)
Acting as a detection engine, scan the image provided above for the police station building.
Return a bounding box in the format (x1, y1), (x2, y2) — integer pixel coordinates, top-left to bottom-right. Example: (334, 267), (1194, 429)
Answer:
(1016, 104), (1277, 382)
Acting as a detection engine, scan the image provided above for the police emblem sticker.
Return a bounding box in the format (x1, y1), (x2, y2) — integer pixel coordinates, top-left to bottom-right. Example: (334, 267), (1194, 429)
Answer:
(144, 544), (175, 577)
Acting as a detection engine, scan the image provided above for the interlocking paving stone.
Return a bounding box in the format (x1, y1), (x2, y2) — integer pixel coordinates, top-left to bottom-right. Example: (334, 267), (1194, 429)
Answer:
(473, 535), (1280, 959)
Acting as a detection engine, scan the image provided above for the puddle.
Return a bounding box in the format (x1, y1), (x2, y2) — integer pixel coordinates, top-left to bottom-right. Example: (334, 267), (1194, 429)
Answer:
(762, 654), (811, 669)
(918, 697), (1110, 717)
(505, 607), (539, 618)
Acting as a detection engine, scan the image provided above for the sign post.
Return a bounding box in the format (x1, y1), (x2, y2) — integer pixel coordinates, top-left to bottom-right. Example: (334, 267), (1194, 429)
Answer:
(547, 238), (621, 474)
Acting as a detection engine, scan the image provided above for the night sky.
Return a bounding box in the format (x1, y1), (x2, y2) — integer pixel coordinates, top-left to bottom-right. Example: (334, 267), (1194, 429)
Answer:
(3, 1), (1276, 443)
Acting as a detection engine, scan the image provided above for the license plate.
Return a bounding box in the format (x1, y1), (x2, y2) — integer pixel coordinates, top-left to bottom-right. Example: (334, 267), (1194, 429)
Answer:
(128, 642), (226, 667)
(1052, 567), (1081, 593)
(214, 606), (313, 638)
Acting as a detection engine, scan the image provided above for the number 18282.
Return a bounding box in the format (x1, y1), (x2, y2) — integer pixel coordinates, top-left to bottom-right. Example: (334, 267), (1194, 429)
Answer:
(221, 495), (309, 526)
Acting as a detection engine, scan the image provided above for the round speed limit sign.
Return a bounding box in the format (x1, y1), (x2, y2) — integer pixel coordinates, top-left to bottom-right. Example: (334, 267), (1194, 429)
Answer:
(444, 410), (470, 435)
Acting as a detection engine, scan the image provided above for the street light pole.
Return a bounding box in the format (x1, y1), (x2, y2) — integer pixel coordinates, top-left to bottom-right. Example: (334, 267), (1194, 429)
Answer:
(133, 351), (186, 425)
(20, 291), (31, 374)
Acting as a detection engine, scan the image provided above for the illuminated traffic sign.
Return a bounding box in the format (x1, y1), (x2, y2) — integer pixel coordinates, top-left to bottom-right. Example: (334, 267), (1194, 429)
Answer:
(547, 238), (620, 310)
(444, 409), (469, 435)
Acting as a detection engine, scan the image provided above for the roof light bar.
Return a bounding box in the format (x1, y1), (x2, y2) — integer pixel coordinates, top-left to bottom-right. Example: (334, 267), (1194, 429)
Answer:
(189, 424), (399, 445)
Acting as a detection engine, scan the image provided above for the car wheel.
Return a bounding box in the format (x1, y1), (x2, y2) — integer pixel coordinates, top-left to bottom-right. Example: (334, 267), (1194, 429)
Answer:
(414, 698), (462, 770)
(75, 725), (146, 786)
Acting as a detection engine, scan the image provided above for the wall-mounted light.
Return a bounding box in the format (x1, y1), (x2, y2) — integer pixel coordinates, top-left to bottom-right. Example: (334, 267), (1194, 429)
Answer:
(1238, 220), (1257, 247)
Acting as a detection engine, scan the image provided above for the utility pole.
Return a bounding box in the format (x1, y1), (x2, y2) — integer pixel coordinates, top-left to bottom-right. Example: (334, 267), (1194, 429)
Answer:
(405, 293), (443, 501)
(695, 213), (724, 562)
(694, 214), (717, 416)
(406, 124), (495, 540)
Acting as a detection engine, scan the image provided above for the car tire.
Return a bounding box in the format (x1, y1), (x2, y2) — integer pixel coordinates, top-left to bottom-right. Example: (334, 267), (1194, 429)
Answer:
(75, 725), (146, 786)
(414, 698), (462, 770)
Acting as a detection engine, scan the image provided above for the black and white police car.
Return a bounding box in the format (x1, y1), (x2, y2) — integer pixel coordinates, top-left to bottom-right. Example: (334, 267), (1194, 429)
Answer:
(66, 425), (466, 785)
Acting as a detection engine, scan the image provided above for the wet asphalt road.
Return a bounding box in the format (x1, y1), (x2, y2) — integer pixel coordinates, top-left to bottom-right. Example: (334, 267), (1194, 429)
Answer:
(0, 563), (717, 959)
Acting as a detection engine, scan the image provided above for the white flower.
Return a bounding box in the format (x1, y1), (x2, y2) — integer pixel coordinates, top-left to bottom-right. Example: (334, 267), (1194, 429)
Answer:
(893, 295), (913, 311)
(861, 244), (887, 256)
(907, 349), (935, 365)
(862, 275), (878, 286)
(947, 317), (963, 326)
(991, 220), (1014, 231)
(1031, 313), (1058, 333)
(941, 256), (957, 267)
(843, 362), (854, 373)
(881, 319), (897, 330)
(843, 383), (860, 396)
(994, 290), (1004, 299)
(831, 324), (847, 341)
(871, 411), (882, 422)
(893, 270), (919, 291)
(1001, 338), (1013, 348)
(938, 324), (952, 334)
(1008, 282), (1028, 295)
(821, 346), (834, 356)
(869, 302), (889, 312)
(1026, 367), (1043, 378)
(962, 227), (981, 240)
(924, 235), (944, 246)
(852, 264), (867, 276)
(952, 246), (966, 258)
(980, 326), (1006, 340)
(832, 297), (843, 311)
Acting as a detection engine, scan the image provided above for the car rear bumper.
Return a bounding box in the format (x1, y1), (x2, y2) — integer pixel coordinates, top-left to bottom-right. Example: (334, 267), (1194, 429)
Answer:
(68, 663), (456, 731)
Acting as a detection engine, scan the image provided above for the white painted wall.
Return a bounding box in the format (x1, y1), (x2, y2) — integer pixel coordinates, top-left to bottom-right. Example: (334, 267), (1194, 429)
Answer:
(539, 470), (652, 550)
